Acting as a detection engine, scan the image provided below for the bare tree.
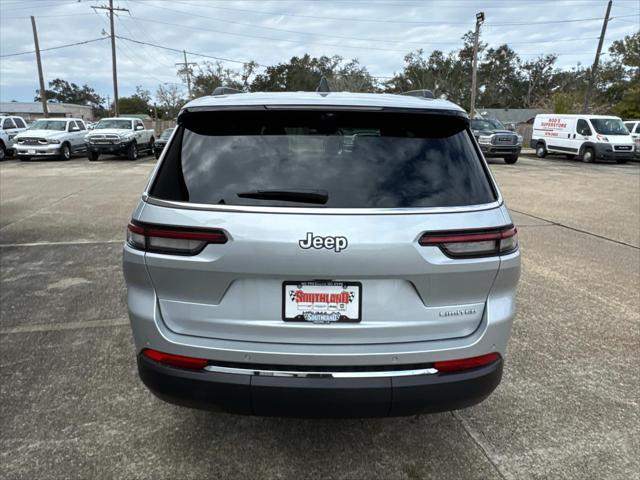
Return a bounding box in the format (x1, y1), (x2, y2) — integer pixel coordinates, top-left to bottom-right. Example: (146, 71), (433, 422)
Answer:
(155, 84), (186, 119)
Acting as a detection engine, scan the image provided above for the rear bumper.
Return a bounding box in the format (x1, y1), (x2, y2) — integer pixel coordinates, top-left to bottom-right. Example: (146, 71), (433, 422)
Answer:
(137, 354), (503, 417)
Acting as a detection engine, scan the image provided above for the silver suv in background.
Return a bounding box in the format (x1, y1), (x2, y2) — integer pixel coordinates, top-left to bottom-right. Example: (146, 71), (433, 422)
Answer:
(14, 118), (87, 160)
(123, 90), (520, 417)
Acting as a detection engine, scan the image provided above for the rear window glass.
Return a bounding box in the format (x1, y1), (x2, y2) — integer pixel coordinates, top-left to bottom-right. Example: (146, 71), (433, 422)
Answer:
(150, 110), (496, 208)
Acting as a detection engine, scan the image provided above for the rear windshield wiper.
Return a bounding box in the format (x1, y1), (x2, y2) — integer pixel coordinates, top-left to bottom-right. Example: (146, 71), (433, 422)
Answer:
(236, 189), (328, 205)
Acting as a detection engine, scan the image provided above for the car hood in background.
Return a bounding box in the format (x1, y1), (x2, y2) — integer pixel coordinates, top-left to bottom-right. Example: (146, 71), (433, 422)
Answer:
(15, 129), (68, 139)
(87, 128), (132, 136)
(472, 129), (517, 136)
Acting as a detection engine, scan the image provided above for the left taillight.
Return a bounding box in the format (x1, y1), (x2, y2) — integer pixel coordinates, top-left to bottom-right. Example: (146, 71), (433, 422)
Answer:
(127, 221), (227, 255)
(419, 225), (518, 258)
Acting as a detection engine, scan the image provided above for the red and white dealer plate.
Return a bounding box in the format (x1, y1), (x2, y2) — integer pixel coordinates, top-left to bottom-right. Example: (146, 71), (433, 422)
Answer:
(282, 281), (362, 323)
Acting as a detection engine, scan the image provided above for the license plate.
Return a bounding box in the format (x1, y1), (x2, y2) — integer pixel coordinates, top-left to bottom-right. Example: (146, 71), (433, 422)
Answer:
(282, 281), (361, 323)
(28, 149), (36, 154)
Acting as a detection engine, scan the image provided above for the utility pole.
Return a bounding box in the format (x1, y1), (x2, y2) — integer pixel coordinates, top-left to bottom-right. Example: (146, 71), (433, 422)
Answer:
(30, 16), (49, 117)
(106, 94), (111, 115)
(176, 50), (197, 99)
(583, 0), (612, 113)
(91, 1), (129, 116)
(469, 11), (484, 119)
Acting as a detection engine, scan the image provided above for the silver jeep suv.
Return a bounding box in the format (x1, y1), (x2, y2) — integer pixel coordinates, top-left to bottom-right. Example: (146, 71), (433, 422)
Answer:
(123, 90), (520, 417)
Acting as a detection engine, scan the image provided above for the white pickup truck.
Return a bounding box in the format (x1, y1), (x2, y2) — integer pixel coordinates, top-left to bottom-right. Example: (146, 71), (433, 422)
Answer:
(85, 117), (154, 160)
(14, 118), (88, 160)
(0, 115), (28, 160)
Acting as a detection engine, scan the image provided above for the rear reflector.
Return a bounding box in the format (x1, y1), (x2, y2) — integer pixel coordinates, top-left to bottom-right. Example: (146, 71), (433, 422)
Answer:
(142, 348), (208, 370)
(419, 226), (517, 258)
(127, 221), (227, 255)
(434, 353), (500, 373)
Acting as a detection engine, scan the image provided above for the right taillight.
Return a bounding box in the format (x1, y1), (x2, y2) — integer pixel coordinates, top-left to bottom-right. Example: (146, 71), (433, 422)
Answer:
(127, 221), (227, 255)
(419, 226), (518, 258)
(434, 353), (501, 373)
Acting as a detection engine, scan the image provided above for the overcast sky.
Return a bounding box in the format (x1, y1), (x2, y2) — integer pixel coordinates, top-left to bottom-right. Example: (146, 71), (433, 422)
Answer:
(1, 0), (638, 104)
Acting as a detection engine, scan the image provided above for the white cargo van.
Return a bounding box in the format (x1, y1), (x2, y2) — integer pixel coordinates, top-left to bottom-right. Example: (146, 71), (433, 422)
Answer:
(530, 114), (635, 163)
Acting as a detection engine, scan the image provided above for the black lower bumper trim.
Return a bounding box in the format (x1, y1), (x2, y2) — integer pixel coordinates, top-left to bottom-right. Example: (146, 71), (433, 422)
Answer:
(86, 142), (131, 155)
(137, 355), (503, 418)
(481, 146), (521, 157)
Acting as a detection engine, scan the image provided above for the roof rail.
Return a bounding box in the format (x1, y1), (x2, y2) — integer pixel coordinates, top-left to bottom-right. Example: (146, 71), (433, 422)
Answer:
(402, 89), (435, 99)
(316, 76), (331, 94)
(212, 86), (243, 96)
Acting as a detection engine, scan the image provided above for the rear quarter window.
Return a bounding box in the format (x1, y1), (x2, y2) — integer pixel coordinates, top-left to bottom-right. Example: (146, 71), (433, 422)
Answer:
(150, 110), (497, 209)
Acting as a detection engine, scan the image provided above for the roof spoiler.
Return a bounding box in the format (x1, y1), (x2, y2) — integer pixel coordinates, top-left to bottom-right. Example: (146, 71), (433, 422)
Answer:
(402, 89), (435, 99)
(212, 86), (243, 96)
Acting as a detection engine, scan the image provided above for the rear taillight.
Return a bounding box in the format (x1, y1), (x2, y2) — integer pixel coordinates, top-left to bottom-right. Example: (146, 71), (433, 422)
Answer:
(434, 353), (500, 373)
(419, 226), (517, 258)
(142, 348), (208, 370)
(127, 221), (227, 255)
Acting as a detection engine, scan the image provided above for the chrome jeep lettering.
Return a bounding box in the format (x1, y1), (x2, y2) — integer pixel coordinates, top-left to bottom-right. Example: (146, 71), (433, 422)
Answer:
(299, 232), (348, 252)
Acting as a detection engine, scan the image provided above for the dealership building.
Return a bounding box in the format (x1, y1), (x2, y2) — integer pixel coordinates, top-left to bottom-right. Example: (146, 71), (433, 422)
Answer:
(0, 102), (95, 121)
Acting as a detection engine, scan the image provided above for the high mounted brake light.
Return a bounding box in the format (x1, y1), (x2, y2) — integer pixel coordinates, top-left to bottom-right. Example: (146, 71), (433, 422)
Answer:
(419, 226), (517, 258)
(127, 221), (227, 255)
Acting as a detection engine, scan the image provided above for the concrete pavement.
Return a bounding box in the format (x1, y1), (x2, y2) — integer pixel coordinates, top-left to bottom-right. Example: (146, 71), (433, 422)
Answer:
(1, 154), (638, 479)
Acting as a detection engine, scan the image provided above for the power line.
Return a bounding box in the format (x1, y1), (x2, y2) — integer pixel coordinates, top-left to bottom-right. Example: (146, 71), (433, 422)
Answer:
(0, 37), (108, 58)
(121, 0), (179, 66)
(115, 35), (265, 67)
(115, 14), (177, 69)
(486, 13), (637, 26)
(137, 0), (639, 27)
(0, 0), (80, 11)
(128, 0), (605, 48)
(122, 16), (410, 53)
(120, 16), (615, 59)
(1, 13), (97, 20)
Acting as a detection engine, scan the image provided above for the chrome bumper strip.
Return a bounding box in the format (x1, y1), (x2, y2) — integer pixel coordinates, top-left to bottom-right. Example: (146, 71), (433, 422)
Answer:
(203, 365), (439, 378)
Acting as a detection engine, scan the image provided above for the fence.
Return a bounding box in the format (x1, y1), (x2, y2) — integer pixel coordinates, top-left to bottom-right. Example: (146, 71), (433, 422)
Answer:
(149, 119), (177, 136)
(516, 124), (533, 148)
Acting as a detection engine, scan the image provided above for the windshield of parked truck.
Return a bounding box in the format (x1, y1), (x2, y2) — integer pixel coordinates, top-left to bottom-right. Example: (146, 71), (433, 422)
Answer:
(590, 118), (629, 135)
(471, 119), (505, 131)
(95, 119), (132, 130)
(160, 128), (174, 140)
(29, 120), (67, 131)
(151, 110), (497, 208)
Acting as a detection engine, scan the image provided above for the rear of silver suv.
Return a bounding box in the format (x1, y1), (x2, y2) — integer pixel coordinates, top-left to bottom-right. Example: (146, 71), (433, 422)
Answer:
(123, 92), (520, 417)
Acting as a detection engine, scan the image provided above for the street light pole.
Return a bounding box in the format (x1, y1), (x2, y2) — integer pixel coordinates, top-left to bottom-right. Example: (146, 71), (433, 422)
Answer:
(470, 11), (484, 119)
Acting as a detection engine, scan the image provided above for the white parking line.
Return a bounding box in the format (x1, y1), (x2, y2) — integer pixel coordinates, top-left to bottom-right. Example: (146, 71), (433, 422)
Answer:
(0, 239), (123, 248)
(0, 317), (129, 335)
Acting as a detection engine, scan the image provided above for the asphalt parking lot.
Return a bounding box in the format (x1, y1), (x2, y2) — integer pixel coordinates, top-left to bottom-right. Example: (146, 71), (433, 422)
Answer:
(1, 154), (638, 479)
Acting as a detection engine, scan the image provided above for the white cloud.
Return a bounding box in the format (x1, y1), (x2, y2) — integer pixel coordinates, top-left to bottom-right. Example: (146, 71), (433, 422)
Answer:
(1, 0), (638, 102)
